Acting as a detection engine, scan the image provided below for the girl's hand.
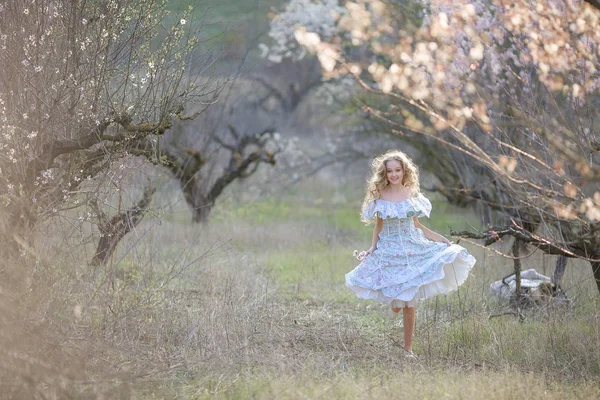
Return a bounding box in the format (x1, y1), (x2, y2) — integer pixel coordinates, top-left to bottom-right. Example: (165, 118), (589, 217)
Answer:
(442, 238), (451, 247)
(353, 247), (376, 261)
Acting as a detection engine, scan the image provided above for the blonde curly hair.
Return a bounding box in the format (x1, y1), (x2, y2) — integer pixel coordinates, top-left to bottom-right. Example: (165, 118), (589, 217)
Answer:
(360, 150), (421, 223)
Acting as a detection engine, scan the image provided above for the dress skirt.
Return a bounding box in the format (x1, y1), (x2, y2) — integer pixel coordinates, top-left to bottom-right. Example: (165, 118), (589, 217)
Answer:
(345, 194), (476, 308)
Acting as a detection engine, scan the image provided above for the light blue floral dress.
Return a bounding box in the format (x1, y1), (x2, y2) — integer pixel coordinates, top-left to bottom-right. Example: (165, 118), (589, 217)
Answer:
(345, 193), (476, 308)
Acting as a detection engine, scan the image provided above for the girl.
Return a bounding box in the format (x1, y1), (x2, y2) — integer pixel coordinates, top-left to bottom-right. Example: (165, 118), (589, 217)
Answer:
(346, 150), (476, 356)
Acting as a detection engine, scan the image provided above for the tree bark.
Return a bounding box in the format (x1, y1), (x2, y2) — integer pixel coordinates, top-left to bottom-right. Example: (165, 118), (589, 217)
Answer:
(552, 256), (568, 288)
(187, 188), (212, 224)
(591, 261), (600, 294)
(182, 135), (276, 224)
(512, 239), (522, 301)
(91, 186), (156, 266)
(1, 199), (37, 261)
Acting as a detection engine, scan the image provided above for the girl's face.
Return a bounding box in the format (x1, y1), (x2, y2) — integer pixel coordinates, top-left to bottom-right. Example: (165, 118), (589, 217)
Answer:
(385, 159), (404, 186)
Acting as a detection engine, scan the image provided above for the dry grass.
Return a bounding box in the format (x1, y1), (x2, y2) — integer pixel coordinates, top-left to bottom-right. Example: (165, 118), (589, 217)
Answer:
(1, 181), (599, 398)
(186, 370), (600, 400)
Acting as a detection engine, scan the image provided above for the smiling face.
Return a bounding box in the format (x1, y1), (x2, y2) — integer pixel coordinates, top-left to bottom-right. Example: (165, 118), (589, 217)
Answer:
(385, 159), (404, 186)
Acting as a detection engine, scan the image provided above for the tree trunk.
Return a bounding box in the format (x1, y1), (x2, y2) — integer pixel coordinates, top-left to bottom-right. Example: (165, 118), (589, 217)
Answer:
(0, 226), (21, 261)
(191, 196), (213, 223)
(512, 239), (522, 301)
(91, 186), (156, 266)
(1, 200), (36, 261)
(552, 256), (568, 288)
(180, 177), (212, 224)
(179, 149), (275, 224)
(591, 261), (600, 294)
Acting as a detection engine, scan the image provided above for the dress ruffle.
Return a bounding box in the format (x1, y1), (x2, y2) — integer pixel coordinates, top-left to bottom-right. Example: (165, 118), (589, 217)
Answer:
(362, 194), (432, 221)
(346, 245), (475, 308)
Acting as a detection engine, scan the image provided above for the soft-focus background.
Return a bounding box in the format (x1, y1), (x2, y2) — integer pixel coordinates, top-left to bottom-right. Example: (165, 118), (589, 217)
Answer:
(1, 0), (599, 398)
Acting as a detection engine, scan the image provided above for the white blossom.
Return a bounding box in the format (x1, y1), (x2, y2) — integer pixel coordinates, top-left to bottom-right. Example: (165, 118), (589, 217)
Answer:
(264, 0), (345, 62)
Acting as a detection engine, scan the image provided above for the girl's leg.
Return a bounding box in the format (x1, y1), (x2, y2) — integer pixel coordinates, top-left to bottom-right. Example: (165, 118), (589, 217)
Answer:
(403, 306), (416, 352)
(391, 300), (402, 319)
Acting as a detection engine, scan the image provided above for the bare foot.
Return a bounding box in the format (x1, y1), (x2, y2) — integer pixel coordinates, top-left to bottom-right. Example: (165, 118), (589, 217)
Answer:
(402, 347), (417, 358)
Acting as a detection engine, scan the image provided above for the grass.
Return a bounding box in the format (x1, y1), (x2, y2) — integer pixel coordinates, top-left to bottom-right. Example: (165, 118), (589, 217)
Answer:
(2, 179), (600, 398)
(186, 370), (600, 400)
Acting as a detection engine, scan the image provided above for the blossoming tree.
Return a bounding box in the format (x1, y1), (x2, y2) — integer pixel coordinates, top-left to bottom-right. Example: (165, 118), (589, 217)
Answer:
(0, 0), (220, 257)
(268, 0), (600, 293)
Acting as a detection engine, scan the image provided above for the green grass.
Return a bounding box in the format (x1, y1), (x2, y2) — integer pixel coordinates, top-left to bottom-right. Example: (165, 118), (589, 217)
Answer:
(213, 197), (323, 225)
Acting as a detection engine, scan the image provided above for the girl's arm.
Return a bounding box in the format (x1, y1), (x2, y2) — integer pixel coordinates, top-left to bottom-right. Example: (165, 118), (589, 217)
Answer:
(367, 217), (384, 254)
(413, 217), (451, 246)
